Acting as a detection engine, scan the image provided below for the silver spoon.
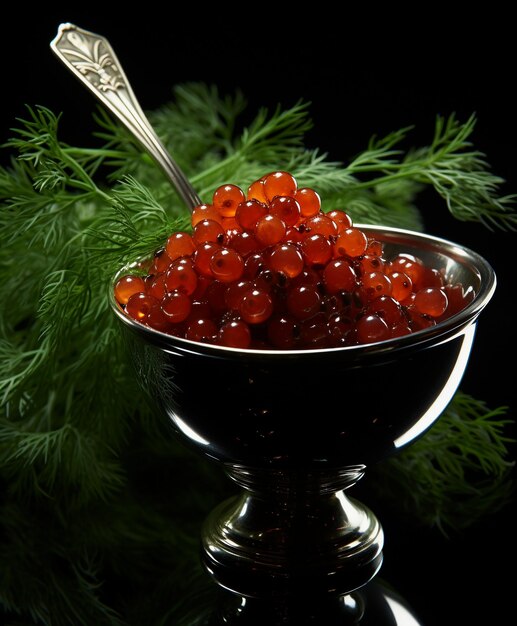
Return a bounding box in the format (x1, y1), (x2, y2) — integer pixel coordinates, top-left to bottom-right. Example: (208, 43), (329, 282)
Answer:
(50, 23), (201, 210)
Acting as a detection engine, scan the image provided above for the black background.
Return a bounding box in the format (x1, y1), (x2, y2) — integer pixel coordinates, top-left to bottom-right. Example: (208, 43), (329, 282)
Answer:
(1, 8), (515, 625)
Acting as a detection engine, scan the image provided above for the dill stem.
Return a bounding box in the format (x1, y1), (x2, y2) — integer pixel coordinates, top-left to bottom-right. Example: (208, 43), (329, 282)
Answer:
(62, 147), (131, 159)
(345, 169), (419, 190)
(190, 152), (242, 185)
(58, 147), (111, 202)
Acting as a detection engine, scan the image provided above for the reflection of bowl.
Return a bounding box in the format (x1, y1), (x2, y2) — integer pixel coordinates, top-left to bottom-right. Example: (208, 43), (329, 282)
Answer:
(111, 225), (496, 469)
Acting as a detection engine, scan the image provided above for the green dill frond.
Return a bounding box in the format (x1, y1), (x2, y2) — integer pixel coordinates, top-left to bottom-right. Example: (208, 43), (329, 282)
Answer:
(285, 149), (358, 192)
(0, 421), (125, 505)
(4, 106), (62, 165)
(85, 176), (189, 274)
(236, 99), (312, 162)
(0, 339), (47, 407)
(0, 503), (127, 625)
(6, 106), (109, 200)
(187, 99), (313, 197)
(152, 83), (248, 163)
(345, 114), (517, 229)
(373, 392), (515, 533)
(350, 124), (413, 171)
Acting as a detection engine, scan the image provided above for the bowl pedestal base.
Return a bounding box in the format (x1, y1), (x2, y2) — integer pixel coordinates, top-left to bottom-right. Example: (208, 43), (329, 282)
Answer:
(200, 466), (420, 624)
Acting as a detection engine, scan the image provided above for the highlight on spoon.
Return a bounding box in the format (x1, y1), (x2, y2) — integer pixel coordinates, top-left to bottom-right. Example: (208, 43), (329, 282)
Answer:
(50, 22), (201, 210)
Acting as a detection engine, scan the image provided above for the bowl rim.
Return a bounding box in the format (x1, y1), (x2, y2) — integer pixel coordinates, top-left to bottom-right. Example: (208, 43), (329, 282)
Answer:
(109, 224), (496, 359)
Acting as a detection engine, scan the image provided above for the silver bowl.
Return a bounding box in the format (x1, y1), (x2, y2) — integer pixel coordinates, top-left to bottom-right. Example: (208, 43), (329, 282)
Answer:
(111, 225), (496, 622)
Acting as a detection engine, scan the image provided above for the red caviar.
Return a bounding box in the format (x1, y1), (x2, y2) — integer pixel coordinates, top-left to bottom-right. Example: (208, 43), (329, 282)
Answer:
(115, 171), (474, 349)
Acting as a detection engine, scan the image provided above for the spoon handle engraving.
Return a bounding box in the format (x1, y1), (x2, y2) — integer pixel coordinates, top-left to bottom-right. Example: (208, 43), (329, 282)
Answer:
(51, 23), (201, 210)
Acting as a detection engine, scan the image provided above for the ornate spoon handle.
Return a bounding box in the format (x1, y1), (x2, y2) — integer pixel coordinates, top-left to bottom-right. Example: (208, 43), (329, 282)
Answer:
(50, 23), (201, 210)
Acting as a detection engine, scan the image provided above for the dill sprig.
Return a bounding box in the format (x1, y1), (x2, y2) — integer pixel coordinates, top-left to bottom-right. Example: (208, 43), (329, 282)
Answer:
(343, 114), (517, 229)
(0, 83), (514, 625)
(372, 392), (514, 533)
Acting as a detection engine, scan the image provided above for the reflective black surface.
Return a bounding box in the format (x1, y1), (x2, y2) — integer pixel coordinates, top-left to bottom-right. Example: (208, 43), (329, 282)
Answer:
(215, 580), (424, 625)
(168, 575), (425, 625)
